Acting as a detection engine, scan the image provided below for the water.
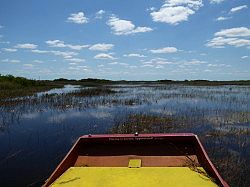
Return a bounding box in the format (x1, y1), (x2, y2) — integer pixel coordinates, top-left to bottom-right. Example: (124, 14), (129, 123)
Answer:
(0, 84), (249, 186)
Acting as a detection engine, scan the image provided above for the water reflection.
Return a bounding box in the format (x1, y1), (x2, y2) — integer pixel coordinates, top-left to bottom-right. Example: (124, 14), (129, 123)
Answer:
(0, 84), (249, 186)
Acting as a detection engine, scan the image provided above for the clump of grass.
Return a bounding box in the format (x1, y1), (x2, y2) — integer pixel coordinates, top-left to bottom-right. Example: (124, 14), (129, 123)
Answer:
(110, 114), (174, 134)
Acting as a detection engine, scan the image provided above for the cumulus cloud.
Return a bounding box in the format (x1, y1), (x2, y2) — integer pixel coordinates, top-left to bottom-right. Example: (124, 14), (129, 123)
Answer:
(31, 49), (49, 54)
(150, 47), (178, 53)
(230, 5), (248, 13)
(207, 27), (250, 48)
(94, 53), (115, 60)
(33, 60), (43, 64)
(142, 58), (174, 68)
(207, 37), (250, 48)
(215, 27), (250, 37)
(2, 48), (17, 52)
(46, 40), (88, 50)
(15, 43), (37, 49)
(67, 12), (88, 24)
(23, 64), (34, 68)
(241, 56), (248, 59)
(95, 10), (105, 19)
(141, 64), (154, 68)
(150, 0), (203, 25)
(89, 43), (114, 51)
(107, 16), (153, 35)
(65, 58), (85, 63)
(123, 53), (146, 58)
(51, 50), (78, 59)
(183, 60), (207, 65)
(216, 16), (231, 21)
(31, 49), (78, 58)
(209, 0), (225, 4)
(207, 63), (231, 67)
(2, 59), (20, 63)
(108, 62), (118, 65)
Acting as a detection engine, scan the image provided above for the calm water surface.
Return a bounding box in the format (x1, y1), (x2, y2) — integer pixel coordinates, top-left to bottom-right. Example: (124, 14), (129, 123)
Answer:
(0, 84), (249, 186)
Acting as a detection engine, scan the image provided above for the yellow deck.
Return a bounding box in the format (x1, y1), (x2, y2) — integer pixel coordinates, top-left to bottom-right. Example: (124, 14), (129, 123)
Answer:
(51, 167), (218, 187)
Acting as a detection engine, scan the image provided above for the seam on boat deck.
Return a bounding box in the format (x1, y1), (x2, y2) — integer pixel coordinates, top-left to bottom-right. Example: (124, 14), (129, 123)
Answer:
(74, 155), (199, 167)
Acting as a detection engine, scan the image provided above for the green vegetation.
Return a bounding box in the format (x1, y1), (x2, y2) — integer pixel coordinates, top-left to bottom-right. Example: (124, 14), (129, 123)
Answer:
(53, 77), (250, 86)
(0, 74), (62, 100)
(158, 79), (250, 86)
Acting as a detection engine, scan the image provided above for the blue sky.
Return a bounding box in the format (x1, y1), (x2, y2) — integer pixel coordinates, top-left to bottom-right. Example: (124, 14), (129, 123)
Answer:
(0, 0), (249, 80)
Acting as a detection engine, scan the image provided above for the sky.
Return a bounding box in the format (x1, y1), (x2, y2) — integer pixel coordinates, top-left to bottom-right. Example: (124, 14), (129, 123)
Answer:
(0, 0), (249, 81)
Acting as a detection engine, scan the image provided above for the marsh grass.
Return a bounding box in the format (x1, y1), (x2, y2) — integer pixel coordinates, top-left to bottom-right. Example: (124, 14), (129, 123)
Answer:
(110, 114), (175, 134)
(68, 87), (117, 97)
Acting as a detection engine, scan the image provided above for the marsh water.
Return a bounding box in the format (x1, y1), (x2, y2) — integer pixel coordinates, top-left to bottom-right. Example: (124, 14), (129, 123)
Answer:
(0, 84), (249, 186)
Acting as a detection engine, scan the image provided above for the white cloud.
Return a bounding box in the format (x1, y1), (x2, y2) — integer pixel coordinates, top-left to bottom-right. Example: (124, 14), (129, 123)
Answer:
(124, 53), (146, 58)
(89, 43), (114, 51)
(107, 16), (153, 35)
(215, 27), (250, 37)
(119, 63), (129, 66)
(67, 12), (88, 24)
(147, 7), (156, 12)
(23, 64), (34, 68)
(2, 48), (17, 52)
(207, 27), (250, 48)
(141, 64), (154, 67)
(108, 62), (118, 65)
(31, 49), (49, 54)
(241, 56), (248, 59)
(150, 47), (178, 53)
(151, 0), (203, 25)
(183, 60), (207, 65)
(31, 49), (78, 58)
(51, 50), (78, 59)
(2, 59), (20, 63)
(216, 16), (231, 21)
(94, 53), (115, 60)
(65, 58), (85, 63)
(15, 43), (37, 49)
(230, 5), (248, 13)
(155, 65), (164, 69)
(95, 10), (105, 19)
(206, 37), (250, 48)
(33, 60), (43, 64)
(207, 63), (231, 67)
(46, 40), (88, 50)
(209, 0), (225, 4)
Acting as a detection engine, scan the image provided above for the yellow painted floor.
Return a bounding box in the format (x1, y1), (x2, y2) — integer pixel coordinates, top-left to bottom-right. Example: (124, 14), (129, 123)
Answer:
(51, 167), (218, 187)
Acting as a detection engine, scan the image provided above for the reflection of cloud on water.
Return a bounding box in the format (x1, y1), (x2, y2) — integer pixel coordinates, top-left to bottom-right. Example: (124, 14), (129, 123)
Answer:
(205, 112), (250, 125)
(22, 113), (40, 119)
(47, 110), (112, 124)
(47, 111), (83, 124)
(89, 111), (112, 119)
(150, 109), (175, 116)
